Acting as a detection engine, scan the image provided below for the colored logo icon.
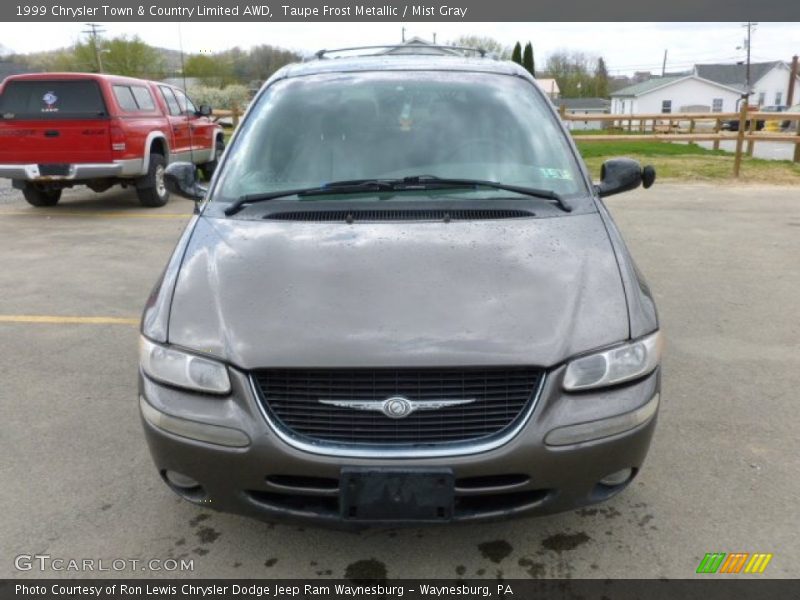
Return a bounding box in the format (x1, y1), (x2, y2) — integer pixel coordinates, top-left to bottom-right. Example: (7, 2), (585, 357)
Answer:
(696, 552), (773, 574)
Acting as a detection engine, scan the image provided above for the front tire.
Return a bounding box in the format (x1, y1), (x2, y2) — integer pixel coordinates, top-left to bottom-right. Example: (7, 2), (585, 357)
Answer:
(136, 153), (169, 207)
(22, 184), (61, 207)
(200, 138), (224, 181)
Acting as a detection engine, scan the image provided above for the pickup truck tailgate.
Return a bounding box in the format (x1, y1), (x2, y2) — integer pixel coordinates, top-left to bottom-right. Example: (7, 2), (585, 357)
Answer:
(0, 79), (113, 164)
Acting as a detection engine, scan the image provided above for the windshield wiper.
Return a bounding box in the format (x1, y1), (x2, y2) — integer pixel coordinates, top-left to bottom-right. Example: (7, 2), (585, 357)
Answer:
(224, 180), (396, 216)
(224, 176), (570, 216)
(396, 176), (572, 212)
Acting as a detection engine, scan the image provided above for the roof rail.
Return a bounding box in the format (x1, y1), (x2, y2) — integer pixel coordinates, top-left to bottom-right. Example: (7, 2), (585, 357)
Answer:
(314, 45), (488, 59)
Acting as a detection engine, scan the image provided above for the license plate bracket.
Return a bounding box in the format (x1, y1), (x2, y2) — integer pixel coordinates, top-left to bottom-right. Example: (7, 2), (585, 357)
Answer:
(38, 163), (70, 176)
(340, 467), (454, 522)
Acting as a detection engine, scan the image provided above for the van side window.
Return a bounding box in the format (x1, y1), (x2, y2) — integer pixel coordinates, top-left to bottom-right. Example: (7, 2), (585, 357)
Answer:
(159, 86), (182, 116)
(113, 85), (138, 112)
(131, 86), (156, 111)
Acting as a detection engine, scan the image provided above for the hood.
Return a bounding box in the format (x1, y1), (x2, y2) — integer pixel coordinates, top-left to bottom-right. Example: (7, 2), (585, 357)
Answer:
(167, 213), (629, 369)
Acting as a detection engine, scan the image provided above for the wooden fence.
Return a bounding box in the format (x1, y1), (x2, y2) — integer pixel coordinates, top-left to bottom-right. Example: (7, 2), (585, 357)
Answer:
(559, 104), (800, 176)
(211, 107), (241, 128)
(212, 104), (799, 178)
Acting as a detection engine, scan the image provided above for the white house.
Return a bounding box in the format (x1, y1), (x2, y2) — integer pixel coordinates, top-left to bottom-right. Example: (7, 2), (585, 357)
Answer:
(695, 61), (799, 108)
(611, 61), (800, 115)
(611, 74), (742, 115)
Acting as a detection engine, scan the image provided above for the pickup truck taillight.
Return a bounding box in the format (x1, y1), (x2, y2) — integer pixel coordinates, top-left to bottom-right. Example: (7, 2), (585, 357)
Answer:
(110, 120), (126, 154)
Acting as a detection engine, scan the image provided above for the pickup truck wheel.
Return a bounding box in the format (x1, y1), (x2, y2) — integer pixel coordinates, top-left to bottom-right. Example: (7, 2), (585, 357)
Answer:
(200, 139), (225, 181)
(22, 185), (62, 207)
(136, 153), (169, 207)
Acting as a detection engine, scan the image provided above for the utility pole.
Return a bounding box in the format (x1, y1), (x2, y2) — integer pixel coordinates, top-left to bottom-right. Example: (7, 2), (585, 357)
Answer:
(787, 55), (798, 107)
(739, 22), (757, 105)
(401, 26), (405, 43)
(432, 32), (437, 44)
(661, 49), (667, 76)
(82, 22), (106, 73)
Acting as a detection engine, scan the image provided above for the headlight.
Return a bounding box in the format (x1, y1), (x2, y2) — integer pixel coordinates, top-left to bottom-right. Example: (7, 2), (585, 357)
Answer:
(563, 331), (663, 391)
(139, 337), (231, 394)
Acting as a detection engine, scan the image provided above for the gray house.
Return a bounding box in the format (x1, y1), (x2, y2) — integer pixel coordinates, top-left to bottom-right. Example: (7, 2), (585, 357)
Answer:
(558, 97), (611, 130)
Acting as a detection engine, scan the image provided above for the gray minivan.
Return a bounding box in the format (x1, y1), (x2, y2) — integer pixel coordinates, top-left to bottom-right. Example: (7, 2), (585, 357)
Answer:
(139, 49), (661, 526)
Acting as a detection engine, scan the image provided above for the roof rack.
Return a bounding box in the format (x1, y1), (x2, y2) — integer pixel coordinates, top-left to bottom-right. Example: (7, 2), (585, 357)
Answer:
(314, 45), (488, 60)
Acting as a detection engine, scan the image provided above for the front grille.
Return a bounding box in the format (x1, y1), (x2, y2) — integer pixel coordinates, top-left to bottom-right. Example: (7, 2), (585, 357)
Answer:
(264, 208), (534, 222)
(251, 367), (544, 446)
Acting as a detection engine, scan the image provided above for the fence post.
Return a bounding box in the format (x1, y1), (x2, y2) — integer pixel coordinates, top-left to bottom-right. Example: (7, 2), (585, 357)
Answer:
(794, 123), (800, 163)
(559, 104), (566, 120)
(232, 104), (240, 129)
(689, 118), (695, 133)
(746, 114), (756, 156)
(713, 118), (721, 150)
(733, 102), (748, 177)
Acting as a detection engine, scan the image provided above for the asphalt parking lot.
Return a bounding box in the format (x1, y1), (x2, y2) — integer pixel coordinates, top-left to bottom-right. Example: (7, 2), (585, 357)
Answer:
(2, 180), (798, 580)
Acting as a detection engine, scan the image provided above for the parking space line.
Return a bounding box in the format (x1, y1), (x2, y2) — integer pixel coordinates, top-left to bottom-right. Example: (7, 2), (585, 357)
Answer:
(0, 315), (139, 325)
(0, 210), (189, 219)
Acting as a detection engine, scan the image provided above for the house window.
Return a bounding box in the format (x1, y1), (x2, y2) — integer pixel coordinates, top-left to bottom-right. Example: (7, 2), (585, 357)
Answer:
(775, 91), (782, 106)
(661, 100), (672, 114)
(621, 100), (625, 113)
(712, 98), (723, 112)
(757, 92), (765, 106)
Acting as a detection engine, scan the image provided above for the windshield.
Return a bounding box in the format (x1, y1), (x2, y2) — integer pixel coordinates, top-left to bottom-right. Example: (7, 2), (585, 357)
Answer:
(213, 71), (587, 202)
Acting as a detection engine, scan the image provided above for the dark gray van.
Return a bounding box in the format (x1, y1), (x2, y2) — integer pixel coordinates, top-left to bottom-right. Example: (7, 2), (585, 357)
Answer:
(139, 49), (661, 526)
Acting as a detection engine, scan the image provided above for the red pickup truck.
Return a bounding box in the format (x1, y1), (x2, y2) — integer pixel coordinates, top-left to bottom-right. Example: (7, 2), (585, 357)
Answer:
(0, 72), (224, 207)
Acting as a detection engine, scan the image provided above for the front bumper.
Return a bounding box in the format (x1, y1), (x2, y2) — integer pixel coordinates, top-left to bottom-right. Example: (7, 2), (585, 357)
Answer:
(0, 162), (125, 181)
(139, 366), (660, 528)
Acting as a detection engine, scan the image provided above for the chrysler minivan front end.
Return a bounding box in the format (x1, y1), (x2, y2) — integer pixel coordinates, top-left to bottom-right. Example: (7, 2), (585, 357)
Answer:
(139, 54), (661, 527)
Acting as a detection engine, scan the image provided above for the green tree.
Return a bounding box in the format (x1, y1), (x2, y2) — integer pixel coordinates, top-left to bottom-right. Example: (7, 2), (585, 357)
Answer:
(594, 57), (609, 98)
(523, 42), (535, 76)
(451, 35), (509, 59)
(544, 50), (596, 97)
(27, 35), (165, 78)
(511, 42), (522, 66)
(184, 53), (234, 87)
(100, 36), (165, 78)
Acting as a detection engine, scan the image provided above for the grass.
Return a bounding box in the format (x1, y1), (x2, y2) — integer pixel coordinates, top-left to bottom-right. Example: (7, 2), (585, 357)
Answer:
(574, 139), (800, 184)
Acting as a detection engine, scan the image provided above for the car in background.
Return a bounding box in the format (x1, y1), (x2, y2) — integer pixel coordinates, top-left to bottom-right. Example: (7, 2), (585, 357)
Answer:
(780, 104), (800, 132)
(721, 104), (786, 132)
(139, 51), (662, 527)
(0, 72), (224, 207)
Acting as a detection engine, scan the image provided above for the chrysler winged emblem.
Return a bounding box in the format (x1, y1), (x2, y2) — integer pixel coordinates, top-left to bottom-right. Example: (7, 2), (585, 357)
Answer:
(318, 395), (475, 419)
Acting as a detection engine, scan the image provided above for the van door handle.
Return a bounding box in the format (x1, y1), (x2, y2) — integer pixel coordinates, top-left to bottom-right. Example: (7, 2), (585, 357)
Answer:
(44, 130), (60, 137)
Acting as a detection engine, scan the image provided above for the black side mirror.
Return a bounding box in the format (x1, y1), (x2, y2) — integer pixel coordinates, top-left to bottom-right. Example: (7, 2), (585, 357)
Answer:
(197, 105), (213, 117)
(596, 158), (656, 197)
(164, 162), (206, 201)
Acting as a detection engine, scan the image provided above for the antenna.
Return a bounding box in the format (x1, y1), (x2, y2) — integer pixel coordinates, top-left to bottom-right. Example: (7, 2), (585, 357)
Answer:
(176, 20), (197, 203)
(82, 23), (106, 72)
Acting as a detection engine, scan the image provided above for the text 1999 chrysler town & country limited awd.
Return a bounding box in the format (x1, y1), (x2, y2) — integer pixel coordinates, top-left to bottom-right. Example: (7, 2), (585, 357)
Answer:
(138, 48), (662, 526)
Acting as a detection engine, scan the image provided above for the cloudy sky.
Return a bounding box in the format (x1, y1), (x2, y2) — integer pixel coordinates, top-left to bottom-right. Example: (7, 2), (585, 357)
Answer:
(1, 22), (798, 75)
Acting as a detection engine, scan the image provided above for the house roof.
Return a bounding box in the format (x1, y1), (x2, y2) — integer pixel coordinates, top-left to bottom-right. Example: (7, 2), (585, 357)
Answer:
(695, 61), (784, 89)
(610, 75), (685, 97)
(379, 37), (460, 56)
(558, 97), (610, 110)
(611, 73), (744, 98)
